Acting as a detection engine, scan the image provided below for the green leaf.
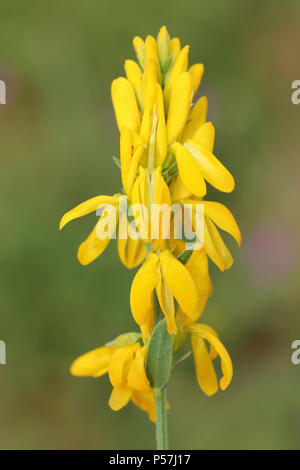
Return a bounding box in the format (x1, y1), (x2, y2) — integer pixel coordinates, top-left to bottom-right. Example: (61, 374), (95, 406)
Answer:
(146, 319), (173, 390)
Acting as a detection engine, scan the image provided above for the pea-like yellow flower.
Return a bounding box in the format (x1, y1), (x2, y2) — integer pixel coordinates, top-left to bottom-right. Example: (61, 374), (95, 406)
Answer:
(186, 323), (233, 396)
(59, 194), (121, 265)
(70, 332), (157, 422)
(130, 249), (197, 336)
(176, 198), (242, 271)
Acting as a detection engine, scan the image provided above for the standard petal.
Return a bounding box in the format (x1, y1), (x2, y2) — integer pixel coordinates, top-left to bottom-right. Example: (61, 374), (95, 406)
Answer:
(109, 387), (132, 411)
(172, 142), (206, 197)
(111, 77), (140, 132)
(159, 250), (197, 320)
(70, 346), (114, 378)
(59, 195), (117, 230)
(130, 253), (158, 327)
(181, 96), (208, 142)
(203, 201), (241, 246)
(167, 72), (192, 145)
(191, 333), (218, 396)
(193, 122), (215, 152)
(184, 140), (235, 193)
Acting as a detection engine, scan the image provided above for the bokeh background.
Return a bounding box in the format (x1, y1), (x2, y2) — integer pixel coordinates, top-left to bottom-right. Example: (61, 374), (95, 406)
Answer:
(1, 0), (300, 449)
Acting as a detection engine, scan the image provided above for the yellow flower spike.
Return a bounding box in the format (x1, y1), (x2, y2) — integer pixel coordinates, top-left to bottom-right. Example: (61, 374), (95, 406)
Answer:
(158, 250), (198, 327)
(188, 323), (233, 394)
(183, 140), (235, 193)
(167, 72), (193, 145)
(181, 95), (208, 142)
(130, 253), (158, 328)
(127, 345), (151, 393)
(203, 201), (242, 247)
(171, 142), (207, 197)
(111, 77), (140, 132)
(133, 36), (145, 69)
(193, 121), (215, 152)
(124, 59), (143, 110)
(70, 346), (114, 378)
(188, 63), (204, 96)
(108, 343), (140, 389)
(157, 26), (171, 65)
(59, 194), (118, 230)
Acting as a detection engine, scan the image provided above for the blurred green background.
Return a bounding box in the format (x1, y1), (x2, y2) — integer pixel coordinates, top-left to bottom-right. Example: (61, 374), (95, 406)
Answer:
(1, 0), (300, 449)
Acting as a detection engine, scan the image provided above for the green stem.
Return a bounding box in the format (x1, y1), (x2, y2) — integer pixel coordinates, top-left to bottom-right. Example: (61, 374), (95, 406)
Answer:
(154, 387), (168, 450)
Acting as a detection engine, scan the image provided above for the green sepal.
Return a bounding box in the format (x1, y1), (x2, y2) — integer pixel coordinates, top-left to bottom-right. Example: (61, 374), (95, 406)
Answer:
(146, 319), (173, 390)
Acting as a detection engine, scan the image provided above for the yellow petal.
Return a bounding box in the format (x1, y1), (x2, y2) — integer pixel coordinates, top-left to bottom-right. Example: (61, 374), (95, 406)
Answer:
(181, 96), (208, 142)
(111, 77), (140, 132)
(59, 195), (117, 230)
(70, 346), (114, 378)
(189, 63), (204, 96)
(126, 144), (146, 197)
(170, 174), (192, 202)
(155, 84), (167, 166)
(184, 250), (212, 323)
(172, 142), (206, 197)
(144, 35), (161, 83)
(188, 324), (233, 391)
(156, 263), (177, 334)
(184, 140), (235, 193)
(108, 344), (140, 389)
(117, 217), (146, 269)
(131, 390), (156, 422)
(124, 60), (143, 110)
(170, 37), (181, 62)
(127, 346), (151, 393)
(77, 222), (111, 266)
(109, 387), (132, 411)
(157, 26), (170, 65)
(204, 217), (233, 271)
(191, 333), (218, 396)
(203, 201), (241, 246)
(133, 36), (145, 68)
(193, 122), (215, 152)
(167, 72), (192, 145)
(130, 253), (158, 327)
(159, 250), (197, 321)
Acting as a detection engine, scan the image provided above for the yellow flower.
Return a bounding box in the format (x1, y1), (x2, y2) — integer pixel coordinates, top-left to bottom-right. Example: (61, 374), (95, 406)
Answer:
(130, 250), (197, 336)
(186, 323), (233, 396)
(59, 194), (121, 265)
(70, 333), (157, 422)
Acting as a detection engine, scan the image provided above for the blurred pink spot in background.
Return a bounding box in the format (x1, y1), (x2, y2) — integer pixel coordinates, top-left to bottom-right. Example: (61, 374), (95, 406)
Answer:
(243, 221), (295, 283)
